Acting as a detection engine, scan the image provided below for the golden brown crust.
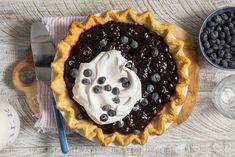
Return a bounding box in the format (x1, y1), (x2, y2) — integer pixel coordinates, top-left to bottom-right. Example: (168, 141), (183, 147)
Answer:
(51, 8), (191, 146)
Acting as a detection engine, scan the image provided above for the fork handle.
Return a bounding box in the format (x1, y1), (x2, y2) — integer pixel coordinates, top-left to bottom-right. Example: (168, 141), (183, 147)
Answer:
(51, 97), (69, 154)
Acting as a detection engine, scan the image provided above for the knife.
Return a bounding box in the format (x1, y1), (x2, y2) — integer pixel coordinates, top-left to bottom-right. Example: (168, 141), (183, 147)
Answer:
(30, 22), (69, 154)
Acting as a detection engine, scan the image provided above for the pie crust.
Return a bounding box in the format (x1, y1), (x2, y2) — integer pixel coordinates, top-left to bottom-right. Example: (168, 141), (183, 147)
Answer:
(51, 8), (190, 146)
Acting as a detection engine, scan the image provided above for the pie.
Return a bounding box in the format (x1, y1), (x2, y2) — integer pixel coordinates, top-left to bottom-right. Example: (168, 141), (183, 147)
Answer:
(51, 8), (190, 146)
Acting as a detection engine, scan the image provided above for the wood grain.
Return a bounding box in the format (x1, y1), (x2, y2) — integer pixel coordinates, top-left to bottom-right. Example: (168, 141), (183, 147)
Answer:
(1, 0), (235, 156)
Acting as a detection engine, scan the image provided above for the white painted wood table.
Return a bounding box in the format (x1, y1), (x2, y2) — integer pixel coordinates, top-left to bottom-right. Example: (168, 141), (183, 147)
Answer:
(0, 0), (235, 156)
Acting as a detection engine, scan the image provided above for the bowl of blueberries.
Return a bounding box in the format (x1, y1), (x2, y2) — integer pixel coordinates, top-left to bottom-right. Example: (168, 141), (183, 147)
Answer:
(199, 7), (235, 70)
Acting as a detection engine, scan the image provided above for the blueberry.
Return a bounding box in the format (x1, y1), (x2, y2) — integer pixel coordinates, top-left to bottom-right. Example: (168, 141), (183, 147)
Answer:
(104, 84), (112, 91)
(219, 32), (226, 39)
(70, 68), (79, 78)
(231, 41), (235, 47)
(93, 85), (102, 93)
(151, 73), (161, 82)
(112, 87), (120, 95)
(100, 114), (108, 122)
(216, 39), (221, 45)
(97, 77), (106, 84)
(120, 36), (129, 44)
(228, 23), (234, 29)
(100, 39), (108, 47)
(231, 56), (235, 61)
(151, 92), (159, 101)
(221, 60), (228, 68)
(209, 53), (217, 60)
(119, 77), (129, 83)
(225, 49), (231, 54)
(223, 26), (230, 33)
(201, 33), (208, 42)
(140, 98), (148, 106)
(76, 113), (83, 120)
(125, 62), (133, 69)
(212, 44), (219, 50)
(116, 120), (124, 127)
(224, 44), (230, 49)
(203, 41), (210, 48)
(143, 91), (149, 98)
(112, 97), (120, 104)
(102, 105), (111, 111)
(151, 48), (159, 57)
(231, 47), (235, 52)
(108, 109), (116, 117)
(226, 12), (234, 18)
(213, 15), (222, 23)
(209, 31), (218, 39)
(133, 129), (141, 135)
(204, 27), (211, 34)
(224, 52), (232, 59)
(130, 40), (138, 49)
(207, 21), (216, 27)
(216, 26), (222, 32)
(221, 13), (229, 20)
(220, 40), (225, 45)
(213, 58), (222, 65)
(146, 84), (154, 93)
(226, 36), (232, 43)
(229, 61), (235, 68)
(218, 50), (225, 57)
(205, 48), (214, 54)
(83, 69), (92, 77)
(122, 82), (130, 88)
(131, 67), (138, 73)
(81, 78), (91, 85)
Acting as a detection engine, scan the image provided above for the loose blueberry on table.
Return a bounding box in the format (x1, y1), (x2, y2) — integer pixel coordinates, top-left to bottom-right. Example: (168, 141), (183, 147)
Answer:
(64, 21), (178, 134)
(201, 11), (235, 69)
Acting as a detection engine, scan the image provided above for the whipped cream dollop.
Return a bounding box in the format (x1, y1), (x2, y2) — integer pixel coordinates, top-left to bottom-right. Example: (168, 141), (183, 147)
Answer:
(72, 50), (142, 125)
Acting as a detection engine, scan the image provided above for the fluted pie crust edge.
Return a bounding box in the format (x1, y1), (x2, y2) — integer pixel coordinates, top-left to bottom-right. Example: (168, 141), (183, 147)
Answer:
(51, 8), (191, 146)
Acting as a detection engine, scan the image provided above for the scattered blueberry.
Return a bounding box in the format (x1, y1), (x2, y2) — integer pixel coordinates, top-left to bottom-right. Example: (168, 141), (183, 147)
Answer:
(133, 129), (141, 135)
(140, 98), (148, 106)
(151, 48), (159, 57)
(119, 77), (129, 83)
(131, 67), (138, 73)
(93, 85), (102, 93)
(97, 77), (106, 84)
(151, 92), (159, 101)
(120, 36), (129, 44)
(112, 97), (120, 104)
(146, 84), (154, 93)
(108, 109), (116, 117)
(143, 91), (149, 98)
(81, 78), (91, 85)
(70, 68), (79, 78)
(116, 120), (124, 127)
(83, 68), (92, 77)
(100, 39), (108, 47)
(102, 104), (111, 111)
(130, 40), (138, 49)
(122, 82), (130, 88)
(112, 87), (120, 95)
(76, 113), (83, 120)
(104, 84), (112, 91)
(151, 73), (161, 82)
(100, 114), (108, 122)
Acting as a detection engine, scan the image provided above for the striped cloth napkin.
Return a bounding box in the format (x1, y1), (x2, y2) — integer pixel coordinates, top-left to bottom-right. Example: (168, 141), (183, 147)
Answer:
(34, 16), (86, 133)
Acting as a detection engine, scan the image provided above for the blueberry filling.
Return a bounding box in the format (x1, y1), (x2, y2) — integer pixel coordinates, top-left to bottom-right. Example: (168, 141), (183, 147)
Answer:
(64, 21), (178, 135)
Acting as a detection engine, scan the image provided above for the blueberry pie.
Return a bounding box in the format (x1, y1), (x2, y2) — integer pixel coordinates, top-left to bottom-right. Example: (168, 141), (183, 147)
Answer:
(51, 9), (190, 146)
